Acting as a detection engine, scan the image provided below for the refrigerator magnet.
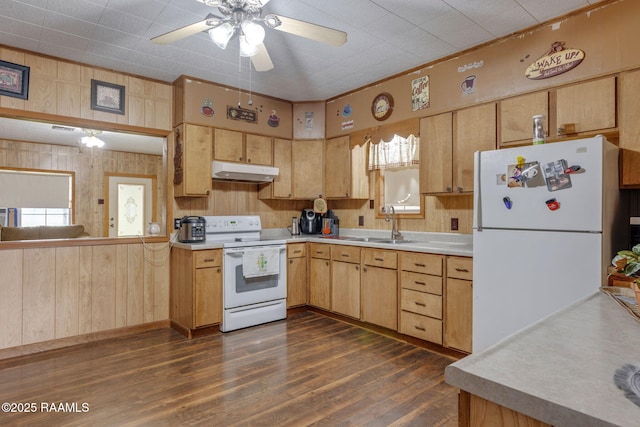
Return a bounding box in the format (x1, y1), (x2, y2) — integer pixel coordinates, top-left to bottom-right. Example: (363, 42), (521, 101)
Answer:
(503, 196), (513, 209)
(545, 198), (560, 211)
(543, 159), (572, 192)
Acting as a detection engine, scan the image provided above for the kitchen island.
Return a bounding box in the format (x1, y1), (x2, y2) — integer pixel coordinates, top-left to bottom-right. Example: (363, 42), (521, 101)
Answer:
(445, 291), (640, 426)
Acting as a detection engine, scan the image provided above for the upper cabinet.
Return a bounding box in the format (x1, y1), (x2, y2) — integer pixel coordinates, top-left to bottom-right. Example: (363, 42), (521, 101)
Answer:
(173, 123), (212, 197)
(619, 70), (640, 187)
(499, 91), (549, 147)
(554, 76), (617, 137)
(324, 136), (369, 199)
(420, 103), (496, 195)
(213, 128), (273, 165)
(259, 138), (293, 199)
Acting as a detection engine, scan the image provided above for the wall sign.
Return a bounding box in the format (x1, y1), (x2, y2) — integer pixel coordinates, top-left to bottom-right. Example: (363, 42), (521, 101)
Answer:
(227, 105), (257, 124)
(525, 41), (585, 80)
(411, 76), (430, 111)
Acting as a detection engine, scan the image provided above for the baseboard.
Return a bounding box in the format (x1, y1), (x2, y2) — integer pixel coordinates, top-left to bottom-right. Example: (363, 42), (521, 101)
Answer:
(0, 320), (170, 361)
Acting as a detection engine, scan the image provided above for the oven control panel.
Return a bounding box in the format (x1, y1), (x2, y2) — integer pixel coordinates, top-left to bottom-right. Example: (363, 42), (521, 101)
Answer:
(203, 215), (261, 234)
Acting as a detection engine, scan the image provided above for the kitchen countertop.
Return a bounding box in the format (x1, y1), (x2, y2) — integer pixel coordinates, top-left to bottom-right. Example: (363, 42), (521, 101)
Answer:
(445, 291), (640, 427)
(171, 228), (473, 257)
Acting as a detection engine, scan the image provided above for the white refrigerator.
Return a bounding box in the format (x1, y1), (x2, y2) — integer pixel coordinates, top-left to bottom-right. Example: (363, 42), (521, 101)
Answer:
(472, 135), (622, 353)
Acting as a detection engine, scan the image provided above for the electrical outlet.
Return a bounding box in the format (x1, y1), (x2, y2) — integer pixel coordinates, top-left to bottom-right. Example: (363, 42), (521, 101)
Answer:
(451, 217), (459, 231)
(174, 218), (181, 230)
(358, 216), (364, 226)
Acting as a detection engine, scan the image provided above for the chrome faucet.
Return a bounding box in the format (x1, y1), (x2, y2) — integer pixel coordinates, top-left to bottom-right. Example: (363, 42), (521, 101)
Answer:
(385, 205), (403, 241)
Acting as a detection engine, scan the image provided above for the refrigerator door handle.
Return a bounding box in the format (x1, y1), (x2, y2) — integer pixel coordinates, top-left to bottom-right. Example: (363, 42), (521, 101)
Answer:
(474, 151), (482, 231)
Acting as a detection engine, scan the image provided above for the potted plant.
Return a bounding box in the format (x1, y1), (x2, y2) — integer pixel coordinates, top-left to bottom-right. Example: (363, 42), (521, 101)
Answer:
(611, 243), (640, 305)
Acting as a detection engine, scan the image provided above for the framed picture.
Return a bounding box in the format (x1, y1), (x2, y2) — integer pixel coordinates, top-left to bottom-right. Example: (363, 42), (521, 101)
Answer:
(91, 79), (125, 115)
(0, 60), (30, 100)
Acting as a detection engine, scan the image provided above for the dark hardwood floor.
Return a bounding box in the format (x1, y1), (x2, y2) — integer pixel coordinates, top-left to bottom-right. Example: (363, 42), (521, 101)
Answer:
(0, 311), (460, 426)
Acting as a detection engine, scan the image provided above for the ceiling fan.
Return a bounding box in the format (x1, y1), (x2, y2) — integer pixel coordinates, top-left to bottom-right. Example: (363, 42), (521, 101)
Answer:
(151, 0), (347, 72)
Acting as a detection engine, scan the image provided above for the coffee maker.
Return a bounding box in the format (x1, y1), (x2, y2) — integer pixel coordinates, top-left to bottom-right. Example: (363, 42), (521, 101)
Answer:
(300, 208), (322, 234)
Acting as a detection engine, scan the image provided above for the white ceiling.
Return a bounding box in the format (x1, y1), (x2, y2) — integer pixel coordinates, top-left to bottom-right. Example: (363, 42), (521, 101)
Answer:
(1, 0), (605, 103)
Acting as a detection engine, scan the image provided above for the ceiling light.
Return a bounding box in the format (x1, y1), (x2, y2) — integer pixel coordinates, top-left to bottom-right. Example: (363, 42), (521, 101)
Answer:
(241, 20), (265, 46)
(80, 129), (105, 148)
(239, 36), (258, 57)
(209, 23), (235, 49)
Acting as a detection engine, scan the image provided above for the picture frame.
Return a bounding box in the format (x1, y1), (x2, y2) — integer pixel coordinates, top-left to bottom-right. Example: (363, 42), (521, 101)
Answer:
(91, 79), (125, 115)
(0, 60), (30, 100)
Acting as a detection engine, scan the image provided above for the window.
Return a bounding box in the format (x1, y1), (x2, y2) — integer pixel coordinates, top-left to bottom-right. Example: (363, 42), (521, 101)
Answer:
(20, 208), (70, 226)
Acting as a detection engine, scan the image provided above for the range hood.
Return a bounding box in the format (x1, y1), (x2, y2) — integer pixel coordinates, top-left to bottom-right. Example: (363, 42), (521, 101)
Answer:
(212, 160), (279, 183)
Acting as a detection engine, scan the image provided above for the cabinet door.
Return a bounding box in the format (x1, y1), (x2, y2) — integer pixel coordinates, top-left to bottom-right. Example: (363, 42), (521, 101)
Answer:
(499, 91), (548, 146)
(555, 77), (616, 135)
(454, 103), (496, 193)
(331, 261), (360, 319)
(245, 134), (273, 165)
(292, 139), (323, 199)
(175, 124), (212, 197)
(420, 113), (453, 194)
(361, 265), (397, 330)
(214, 128), (244, 162)
(444, 278), (472, 353)
(287, 257), (308, 308)
(273, 138), (293, 198)
(309, 257), (330, 310)
(194, 267), (222, 327)
(324, 136), (351, 198)
(619, 70), (640, 187)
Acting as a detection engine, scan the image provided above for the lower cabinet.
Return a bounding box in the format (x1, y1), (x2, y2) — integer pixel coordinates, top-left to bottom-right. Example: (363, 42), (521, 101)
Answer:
(286, 243), (308, 308)
(361, 248), (398, 330)
(331, 245), (361, 319)
(398, 252), (444, 344)
(170, 248), (222, 333)
(444, 256), (473, 353)
(308, 243), (331, 310)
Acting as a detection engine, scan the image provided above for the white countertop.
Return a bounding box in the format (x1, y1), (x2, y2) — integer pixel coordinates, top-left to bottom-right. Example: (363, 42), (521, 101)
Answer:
(445, 292), (640, 427)
(171, 228), (473, 257)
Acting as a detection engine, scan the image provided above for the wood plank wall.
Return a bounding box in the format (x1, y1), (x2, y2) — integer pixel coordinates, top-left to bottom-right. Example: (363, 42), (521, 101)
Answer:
(0, 241), (169, 350)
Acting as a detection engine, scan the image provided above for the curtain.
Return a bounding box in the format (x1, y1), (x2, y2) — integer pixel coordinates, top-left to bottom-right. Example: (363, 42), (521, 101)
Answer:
(368, 134), (420, 170)
(0, 170), (72, 208)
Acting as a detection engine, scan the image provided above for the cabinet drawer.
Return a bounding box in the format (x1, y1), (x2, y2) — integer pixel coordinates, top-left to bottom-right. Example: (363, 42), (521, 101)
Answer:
(400, 271), (442, 295)
(287, 243), (306, 258)
(332, 245), (360, 263)
(309, 243), (330, 259)
(447, 256), (473, 280)
(362, 249), (397, 269)
(194, 250), (221, 269)
(401, 289), (442, 319)
(400, 252), (443, 276)
(400, 311), (442, 344)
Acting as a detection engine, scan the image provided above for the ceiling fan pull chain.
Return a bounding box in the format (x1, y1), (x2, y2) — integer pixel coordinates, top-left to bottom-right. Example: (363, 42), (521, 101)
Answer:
(238, 49), (242, 107)
(248, 57), (253, 106)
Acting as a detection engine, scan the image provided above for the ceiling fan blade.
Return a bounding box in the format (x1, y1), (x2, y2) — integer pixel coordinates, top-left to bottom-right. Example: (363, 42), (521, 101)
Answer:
(151, 14), (221, 45)
(268, 15), (347, 47)
(251, 43), (274, 72)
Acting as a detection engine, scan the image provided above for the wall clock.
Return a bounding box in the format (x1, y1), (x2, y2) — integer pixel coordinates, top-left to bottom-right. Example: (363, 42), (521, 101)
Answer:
(371, 92), (394, 121)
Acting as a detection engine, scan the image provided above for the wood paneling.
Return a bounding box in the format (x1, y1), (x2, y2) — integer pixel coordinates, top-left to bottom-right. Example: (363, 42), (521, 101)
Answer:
(0, 242), (170, 351)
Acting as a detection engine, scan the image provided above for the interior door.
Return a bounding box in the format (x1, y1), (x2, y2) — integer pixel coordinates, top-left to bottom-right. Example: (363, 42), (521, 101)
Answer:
(105, 174), (156, 237)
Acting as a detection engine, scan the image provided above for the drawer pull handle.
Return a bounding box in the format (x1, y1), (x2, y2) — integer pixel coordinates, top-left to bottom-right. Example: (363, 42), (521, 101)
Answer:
(294, 250), (302, 254)
(415, 302), (426, 307)
(341, 254), (350, 258)
(374, 257), (384, 262)
(414, 326), (426, 331)
(414, 263), (426, 267)
(414, 281), (426, 285)
(455, 267), (469, 272)
(204, 258), (215, 262)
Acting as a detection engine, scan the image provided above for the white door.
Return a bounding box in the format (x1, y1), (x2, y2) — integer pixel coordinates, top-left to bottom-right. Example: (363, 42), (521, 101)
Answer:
(106, 175), (155, 237)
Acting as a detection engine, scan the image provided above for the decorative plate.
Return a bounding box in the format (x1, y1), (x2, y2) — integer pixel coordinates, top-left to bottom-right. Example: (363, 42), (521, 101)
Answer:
(371, 92), (394, 121)
(313, 197), (327, 214)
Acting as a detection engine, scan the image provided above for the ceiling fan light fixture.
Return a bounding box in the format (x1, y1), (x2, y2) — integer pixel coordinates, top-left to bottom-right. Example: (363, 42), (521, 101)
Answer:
(239, 35), (258, 57)
(209, 22), (234, 49)
(263, 14), (281, 29)
(241, 20), (265, 46)
(255, 0), (271, 6)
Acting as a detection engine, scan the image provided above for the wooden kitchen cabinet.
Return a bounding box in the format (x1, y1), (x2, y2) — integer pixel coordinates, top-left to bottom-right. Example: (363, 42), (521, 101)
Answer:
(444, 256), (473, 353)
(214, 128), (273, 165)
(618, 70), (640, 187)
(331, 245), (361, 319)
(361, 248), (398, 330)
(420, 112), (453, 194)
(499, 91), (549, 147)
(398, 252), (444, 344)
(258, 138), (293, 199)
(324, 135), (368, 199)
(287, 243), (307, 308)
(308, 243), (331, 310)
(170, 248), (222, 336)
(173, 123), (212, 197)
(292, 139), (324, 200)
(555, 76), (616, 137)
